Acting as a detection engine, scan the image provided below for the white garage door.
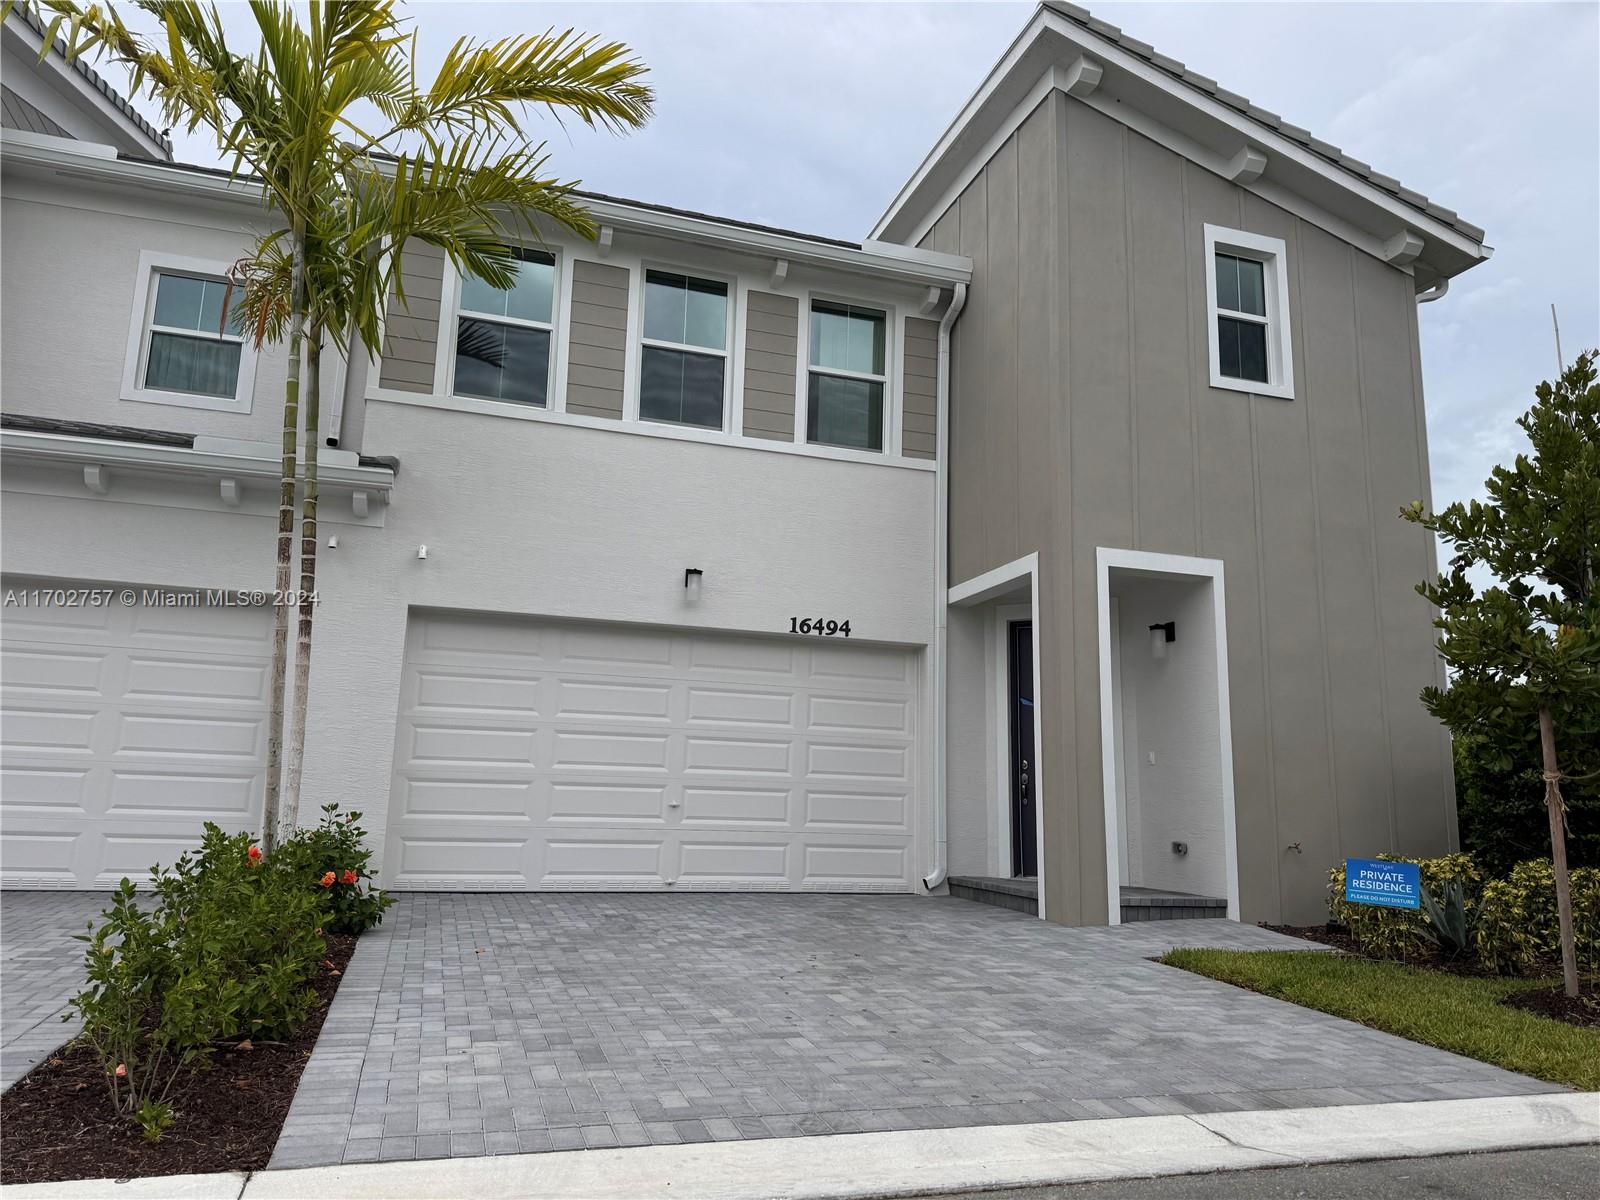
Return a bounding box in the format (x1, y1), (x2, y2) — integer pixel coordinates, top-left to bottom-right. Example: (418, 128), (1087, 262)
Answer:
(386, 614), (920, 891)
(0, 579), (272, 888)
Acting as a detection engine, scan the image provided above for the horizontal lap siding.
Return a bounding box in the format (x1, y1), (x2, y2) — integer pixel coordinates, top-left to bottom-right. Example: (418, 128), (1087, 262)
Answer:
(743, 291), (798, 441)
(902, 317), (939, 459)
(566, 260), (629, 419)
(379, 240), (445, 394)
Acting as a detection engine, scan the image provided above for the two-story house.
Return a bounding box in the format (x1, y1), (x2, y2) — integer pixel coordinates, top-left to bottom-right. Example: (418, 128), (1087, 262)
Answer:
(0, 3), (1489, 926)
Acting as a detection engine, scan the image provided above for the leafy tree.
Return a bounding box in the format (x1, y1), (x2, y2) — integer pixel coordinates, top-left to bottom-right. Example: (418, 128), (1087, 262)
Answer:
(1403, 350), (1600, 996)
(18, 0), (653, 845)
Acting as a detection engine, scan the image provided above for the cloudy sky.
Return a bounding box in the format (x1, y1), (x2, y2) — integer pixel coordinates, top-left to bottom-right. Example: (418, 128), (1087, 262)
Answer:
(139, 1), (1598, 517)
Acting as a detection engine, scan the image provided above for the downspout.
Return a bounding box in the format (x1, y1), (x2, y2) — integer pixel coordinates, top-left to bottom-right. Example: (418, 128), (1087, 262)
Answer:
(924, 281), (968, 892)
(1416, 278), (1449, 304)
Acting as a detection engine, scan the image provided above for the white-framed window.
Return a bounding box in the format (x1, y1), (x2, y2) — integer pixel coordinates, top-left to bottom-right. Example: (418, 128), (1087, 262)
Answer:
(637, 268), (731, 430)
(121, 251), (259, 412)
(1203, 224), (1294, 400)
(452, 247), (557, 407)
(805, 298), (889, 452)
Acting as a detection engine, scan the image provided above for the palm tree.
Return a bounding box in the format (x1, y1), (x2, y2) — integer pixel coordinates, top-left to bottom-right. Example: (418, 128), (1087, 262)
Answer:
(19, 0), (653, 846)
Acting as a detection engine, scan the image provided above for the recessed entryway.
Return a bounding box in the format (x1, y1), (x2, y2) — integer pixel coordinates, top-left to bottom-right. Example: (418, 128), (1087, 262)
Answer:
(1097, 549), (1240, 923)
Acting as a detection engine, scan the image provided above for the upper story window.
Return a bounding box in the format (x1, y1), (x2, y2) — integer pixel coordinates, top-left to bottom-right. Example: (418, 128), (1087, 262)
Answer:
(807, 300), (887, 452)
(122, 251), (259, 413)
(1204, 225), (1294, 400)
(639, 270), (729, 429)
(454, 248), (555, 407)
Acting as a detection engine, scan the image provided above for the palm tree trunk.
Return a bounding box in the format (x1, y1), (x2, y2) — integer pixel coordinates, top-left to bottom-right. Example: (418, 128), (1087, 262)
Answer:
(1538, 707), (1580, 997)
(264, 220), (307, 851)
(283, 323), (322, 829)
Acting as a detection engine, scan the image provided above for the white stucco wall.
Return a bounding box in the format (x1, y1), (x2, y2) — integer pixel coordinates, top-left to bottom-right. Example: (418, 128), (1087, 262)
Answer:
(1113, 577), (1226, 898)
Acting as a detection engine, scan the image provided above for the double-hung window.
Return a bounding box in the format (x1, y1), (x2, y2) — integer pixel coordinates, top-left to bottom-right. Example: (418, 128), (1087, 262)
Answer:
(639, 270), (729, 429)
(142, 272), (246, 400)
(1204, 225), (1294, 399)
(454, 248), (555, 406)
(807, 300), (887, 452)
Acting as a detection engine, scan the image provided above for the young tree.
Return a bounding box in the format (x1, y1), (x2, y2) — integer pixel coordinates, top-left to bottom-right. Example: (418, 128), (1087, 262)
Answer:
(20, 0), (653, 846)
(1403, 350), (1600, 996)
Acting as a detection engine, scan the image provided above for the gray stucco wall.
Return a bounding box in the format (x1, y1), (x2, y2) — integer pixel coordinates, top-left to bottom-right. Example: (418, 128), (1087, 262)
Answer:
(921, 93), (1453, 926)
(566, 259), (628, 419)
(742, 290), (798, 440)
(377, 240), (445, 394)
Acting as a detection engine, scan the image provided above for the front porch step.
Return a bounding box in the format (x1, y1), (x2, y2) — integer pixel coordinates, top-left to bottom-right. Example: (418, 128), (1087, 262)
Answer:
(949, 877), (1227, 922)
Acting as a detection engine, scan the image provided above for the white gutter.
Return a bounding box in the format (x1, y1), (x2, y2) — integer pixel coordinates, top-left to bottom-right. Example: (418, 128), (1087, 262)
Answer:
(923, 281), (968, 892)
(1416, 278), (1449, 304)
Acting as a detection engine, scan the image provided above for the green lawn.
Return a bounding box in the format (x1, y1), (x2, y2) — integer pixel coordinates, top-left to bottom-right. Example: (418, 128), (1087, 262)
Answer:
(1161, 949), (1600, 1090)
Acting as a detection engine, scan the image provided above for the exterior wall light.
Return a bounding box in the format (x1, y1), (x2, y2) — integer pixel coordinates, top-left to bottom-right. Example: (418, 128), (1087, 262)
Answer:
(1148, 621), (1175, 659)
(684, 567), (703, 601)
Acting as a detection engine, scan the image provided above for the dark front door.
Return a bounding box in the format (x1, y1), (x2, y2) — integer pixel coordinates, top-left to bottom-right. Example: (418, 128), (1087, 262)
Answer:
(1008, 620), (1037, 877)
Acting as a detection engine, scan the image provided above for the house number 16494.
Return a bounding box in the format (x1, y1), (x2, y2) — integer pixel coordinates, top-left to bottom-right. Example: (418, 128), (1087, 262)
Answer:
(789, 617), (851, 637)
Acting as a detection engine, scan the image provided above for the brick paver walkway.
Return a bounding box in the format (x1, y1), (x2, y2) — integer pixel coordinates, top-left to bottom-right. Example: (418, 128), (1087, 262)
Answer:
(270, 894), (1564, 1168)
(0, 892), (107, 1090)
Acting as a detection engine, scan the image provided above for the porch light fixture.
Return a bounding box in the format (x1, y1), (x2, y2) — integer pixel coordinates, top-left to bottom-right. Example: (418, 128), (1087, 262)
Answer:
(684, 567), (703, 601)
(1148, 621), (1175, 659)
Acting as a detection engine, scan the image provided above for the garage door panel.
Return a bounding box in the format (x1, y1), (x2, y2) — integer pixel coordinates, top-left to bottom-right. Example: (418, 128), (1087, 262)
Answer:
(1, 576), (272, 889)
(2, 648), (110, 694)
(804, 791), (910, 831)
(686, 686), (793, 727)
(387, 614), (918, 892)
(555, 677), (672, 721)
(680, 786), (791, 826)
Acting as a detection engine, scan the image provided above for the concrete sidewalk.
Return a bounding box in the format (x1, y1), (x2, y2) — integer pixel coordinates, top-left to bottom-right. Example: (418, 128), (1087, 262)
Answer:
(10, 1092), (1598, 1200)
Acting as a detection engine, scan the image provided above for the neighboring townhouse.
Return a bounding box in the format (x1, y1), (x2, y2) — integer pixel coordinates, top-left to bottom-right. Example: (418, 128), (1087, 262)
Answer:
(0, 3), (1490, 926)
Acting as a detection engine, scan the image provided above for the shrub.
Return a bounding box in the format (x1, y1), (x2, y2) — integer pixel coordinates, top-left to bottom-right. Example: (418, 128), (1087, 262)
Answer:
(71, 825), (325, 1140)
(1476, 860), (1600, 976)
(1327, 853), (1482, 960)
(269, 803), (393, 935)
(1453, 733), (1599, 876)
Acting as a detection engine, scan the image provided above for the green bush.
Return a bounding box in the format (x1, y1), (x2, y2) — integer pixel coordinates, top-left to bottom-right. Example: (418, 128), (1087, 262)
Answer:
(1476, 859), (1600, 976)
(1453, 733), (1599, 876)
(1327, 853), (1482, 960)
(269, 803), (393, 935)
(72, 825), (326, 1140)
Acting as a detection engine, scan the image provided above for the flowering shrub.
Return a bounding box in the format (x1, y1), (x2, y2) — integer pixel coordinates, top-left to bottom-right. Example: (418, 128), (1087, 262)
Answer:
(270, 804), (394, 935)
(71, 825), (325, 1141)
(1476, 860), (1600, 976)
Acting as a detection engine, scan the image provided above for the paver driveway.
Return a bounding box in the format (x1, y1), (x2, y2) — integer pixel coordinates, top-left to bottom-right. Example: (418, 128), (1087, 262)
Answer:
(270, 894), (1564, 1168)
(0, 892), (105, 1090)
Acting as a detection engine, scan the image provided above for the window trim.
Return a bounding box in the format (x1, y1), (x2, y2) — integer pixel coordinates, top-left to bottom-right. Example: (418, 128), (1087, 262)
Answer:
(442, 245), (561, 409)
(799, 292), (895, 453)
(121, 250), (259, 413)
(631, 263), (736, 433)
(1203, 224), (1294, 401)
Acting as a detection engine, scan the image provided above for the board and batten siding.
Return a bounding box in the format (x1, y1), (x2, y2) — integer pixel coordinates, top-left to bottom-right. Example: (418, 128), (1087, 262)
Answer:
(921, 92), (1452, 927)
(566, 259), (628, 419)
(377, 239), (445, 394)
(902, 317), (940, 460)
(742, 290), (799, 440)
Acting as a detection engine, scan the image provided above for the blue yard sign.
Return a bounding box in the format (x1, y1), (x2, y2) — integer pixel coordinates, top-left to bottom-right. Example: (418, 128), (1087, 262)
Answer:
(1345, 858), (1421, 909)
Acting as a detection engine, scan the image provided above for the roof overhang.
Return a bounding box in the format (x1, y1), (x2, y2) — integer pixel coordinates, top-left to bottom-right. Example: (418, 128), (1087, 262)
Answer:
(2, 9), (171, 160)
(871, 3), (1490, 291)
(0, 130), (972, 292)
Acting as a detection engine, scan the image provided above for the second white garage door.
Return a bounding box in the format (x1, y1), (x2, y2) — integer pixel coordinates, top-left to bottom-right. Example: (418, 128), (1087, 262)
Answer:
(386, 614), (920, 891)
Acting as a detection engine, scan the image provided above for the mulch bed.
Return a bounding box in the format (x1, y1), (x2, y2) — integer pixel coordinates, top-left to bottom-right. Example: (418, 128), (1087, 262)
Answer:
(1260, 922), (1490, 975)
(1501, 985), (1600, 1028)
(0, 933), (357, 1185)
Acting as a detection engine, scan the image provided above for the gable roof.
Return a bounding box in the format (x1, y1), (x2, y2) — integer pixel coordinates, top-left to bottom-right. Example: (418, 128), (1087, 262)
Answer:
(3, 5), (171, 158)
(872, 2), (1489, 289)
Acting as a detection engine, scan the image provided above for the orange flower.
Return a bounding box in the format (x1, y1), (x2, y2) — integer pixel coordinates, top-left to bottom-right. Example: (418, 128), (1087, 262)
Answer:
(248, 845), (262, 861)
(319, 871), (336, 887)
(340, 869), (357, 885)
(114, 1063), (127, 1078)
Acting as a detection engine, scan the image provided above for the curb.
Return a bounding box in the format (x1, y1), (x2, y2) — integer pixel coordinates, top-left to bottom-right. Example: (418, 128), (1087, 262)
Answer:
(10, 1092), (1599, 1200)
